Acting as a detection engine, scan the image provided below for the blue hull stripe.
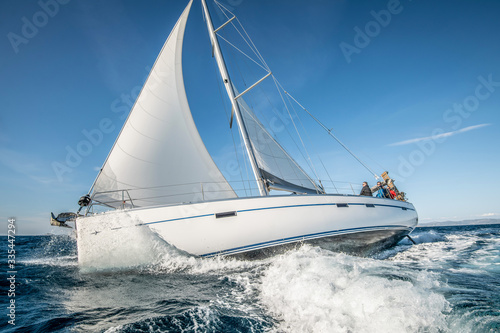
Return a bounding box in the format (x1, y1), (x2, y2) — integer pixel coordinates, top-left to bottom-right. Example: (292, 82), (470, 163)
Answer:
(239, 202), (415, 213)
(200, 224), (413, 257)
(143, 202), (414, 226)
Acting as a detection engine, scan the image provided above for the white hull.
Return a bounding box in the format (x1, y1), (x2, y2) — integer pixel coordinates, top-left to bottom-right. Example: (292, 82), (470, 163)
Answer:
(76, 195), (417, 260)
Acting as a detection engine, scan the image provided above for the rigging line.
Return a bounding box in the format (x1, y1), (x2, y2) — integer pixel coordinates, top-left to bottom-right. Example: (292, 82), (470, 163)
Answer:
(277, 77), (322, 187)
(213, 0), (231, 20)
(213, 1), (261, 65)
(213, 2), (311, 186)
(362, 151), (389, 174)
(254, 83), (314, 188)
(214, 0), (270, 71)
(271, 76), (322, 190)
(317, 158), (337, 193)
(216, 34), (269, 73)
(229, 40), (248, 88)
(211, 58), (250, 197)
(260, 87), (318, 187)
(221, 37), (302, 190)
(220, 36), (249, 94)
(324, 174), (339, 194)
(234, 17), (270, 71)
(279, 81), (334, 192)
(213, 0), (232, 20)
(211, 1), (316, 192)
(285, 91), (334, 190)
(285, 95), (326, 190)
(285, 91), (381, 181)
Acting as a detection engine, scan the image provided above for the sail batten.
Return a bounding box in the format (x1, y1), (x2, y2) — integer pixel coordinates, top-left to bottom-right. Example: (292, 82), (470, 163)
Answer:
(92, 0), (236, 209)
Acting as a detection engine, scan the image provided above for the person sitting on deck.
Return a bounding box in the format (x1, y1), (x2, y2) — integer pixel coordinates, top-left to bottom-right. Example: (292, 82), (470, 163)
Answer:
(374, 181), (388, 198)
(360, 182), (372, 196)
(387, 187), (397, 199)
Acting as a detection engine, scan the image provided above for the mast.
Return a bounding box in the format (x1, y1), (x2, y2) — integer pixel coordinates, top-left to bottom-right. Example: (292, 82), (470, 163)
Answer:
(201, 0), (268, 196)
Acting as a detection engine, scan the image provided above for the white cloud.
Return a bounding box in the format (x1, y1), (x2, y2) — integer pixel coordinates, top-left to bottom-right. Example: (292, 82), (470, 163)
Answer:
(388, 123), (491, 146)
(479, 213), (499, 217)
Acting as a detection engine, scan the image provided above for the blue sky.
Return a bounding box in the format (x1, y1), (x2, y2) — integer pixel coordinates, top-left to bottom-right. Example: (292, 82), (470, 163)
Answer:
(1, 0), (499, 234)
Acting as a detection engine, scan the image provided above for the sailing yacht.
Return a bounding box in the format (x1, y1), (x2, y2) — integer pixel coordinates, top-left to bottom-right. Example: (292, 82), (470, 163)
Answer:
(52, 0), (418, 263)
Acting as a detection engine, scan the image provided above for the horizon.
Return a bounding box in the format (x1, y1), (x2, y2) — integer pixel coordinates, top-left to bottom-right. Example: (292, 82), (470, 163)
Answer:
(1, 0), (499, 235)
(2, 218), (500, 236)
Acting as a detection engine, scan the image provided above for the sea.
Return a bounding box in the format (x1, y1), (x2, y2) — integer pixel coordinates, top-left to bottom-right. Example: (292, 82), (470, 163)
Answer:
(1, 223), (499, 333)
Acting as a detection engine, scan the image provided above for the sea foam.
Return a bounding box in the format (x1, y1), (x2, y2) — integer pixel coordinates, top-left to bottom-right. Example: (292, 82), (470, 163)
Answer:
(258, 246), (450, 333)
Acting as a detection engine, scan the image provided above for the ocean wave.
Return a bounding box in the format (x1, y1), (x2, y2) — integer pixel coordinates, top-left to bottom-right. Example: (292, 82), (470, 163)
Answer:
(104, 305), (271, 333)
(407, 230), (447, 244)
(15, 234), (78, 267)
(19, 255), (78, 267)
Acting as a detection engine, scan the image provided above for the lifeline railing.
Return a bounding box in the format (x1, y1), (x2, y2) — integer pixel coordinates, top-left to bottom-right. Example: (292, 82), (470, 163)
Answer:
(83, 179), (375, 215)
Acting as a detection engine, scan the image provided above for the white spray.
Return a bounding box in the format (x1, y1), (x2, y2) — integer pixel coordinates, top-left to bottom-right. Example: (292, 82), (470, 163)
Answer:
(76, 211), (182, 271)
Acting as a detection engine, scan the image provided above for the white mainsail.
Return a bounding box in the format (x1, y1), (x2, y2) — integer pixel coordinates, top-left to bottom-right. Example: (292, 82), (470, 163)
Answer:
(92, 0), (236, 208)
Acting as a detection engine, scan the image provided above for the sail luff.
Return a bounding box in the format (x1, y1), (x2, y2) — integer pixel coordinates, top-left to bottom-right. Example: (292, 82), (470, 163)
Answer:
(201, 0), (268, 196)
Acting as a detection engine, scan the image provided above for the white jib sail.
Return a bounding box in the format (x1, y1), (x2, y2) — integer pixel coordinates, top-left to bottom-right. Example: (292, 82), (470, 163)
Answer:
(236, 96), (321, 194)
(92, 0), (236, 209)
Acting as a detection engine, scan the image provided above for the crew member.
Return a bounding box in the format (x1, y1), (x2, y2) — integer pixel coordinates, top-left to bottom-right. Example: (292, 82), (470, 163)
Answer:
(373, 181), (387, 198)
(360, 182), (372, 196)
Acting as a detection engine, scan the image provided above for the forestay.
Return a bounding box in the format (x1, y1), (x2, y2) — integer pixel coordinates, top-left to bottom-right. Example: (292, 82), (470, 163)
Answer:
(92, 0), (236, 208)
